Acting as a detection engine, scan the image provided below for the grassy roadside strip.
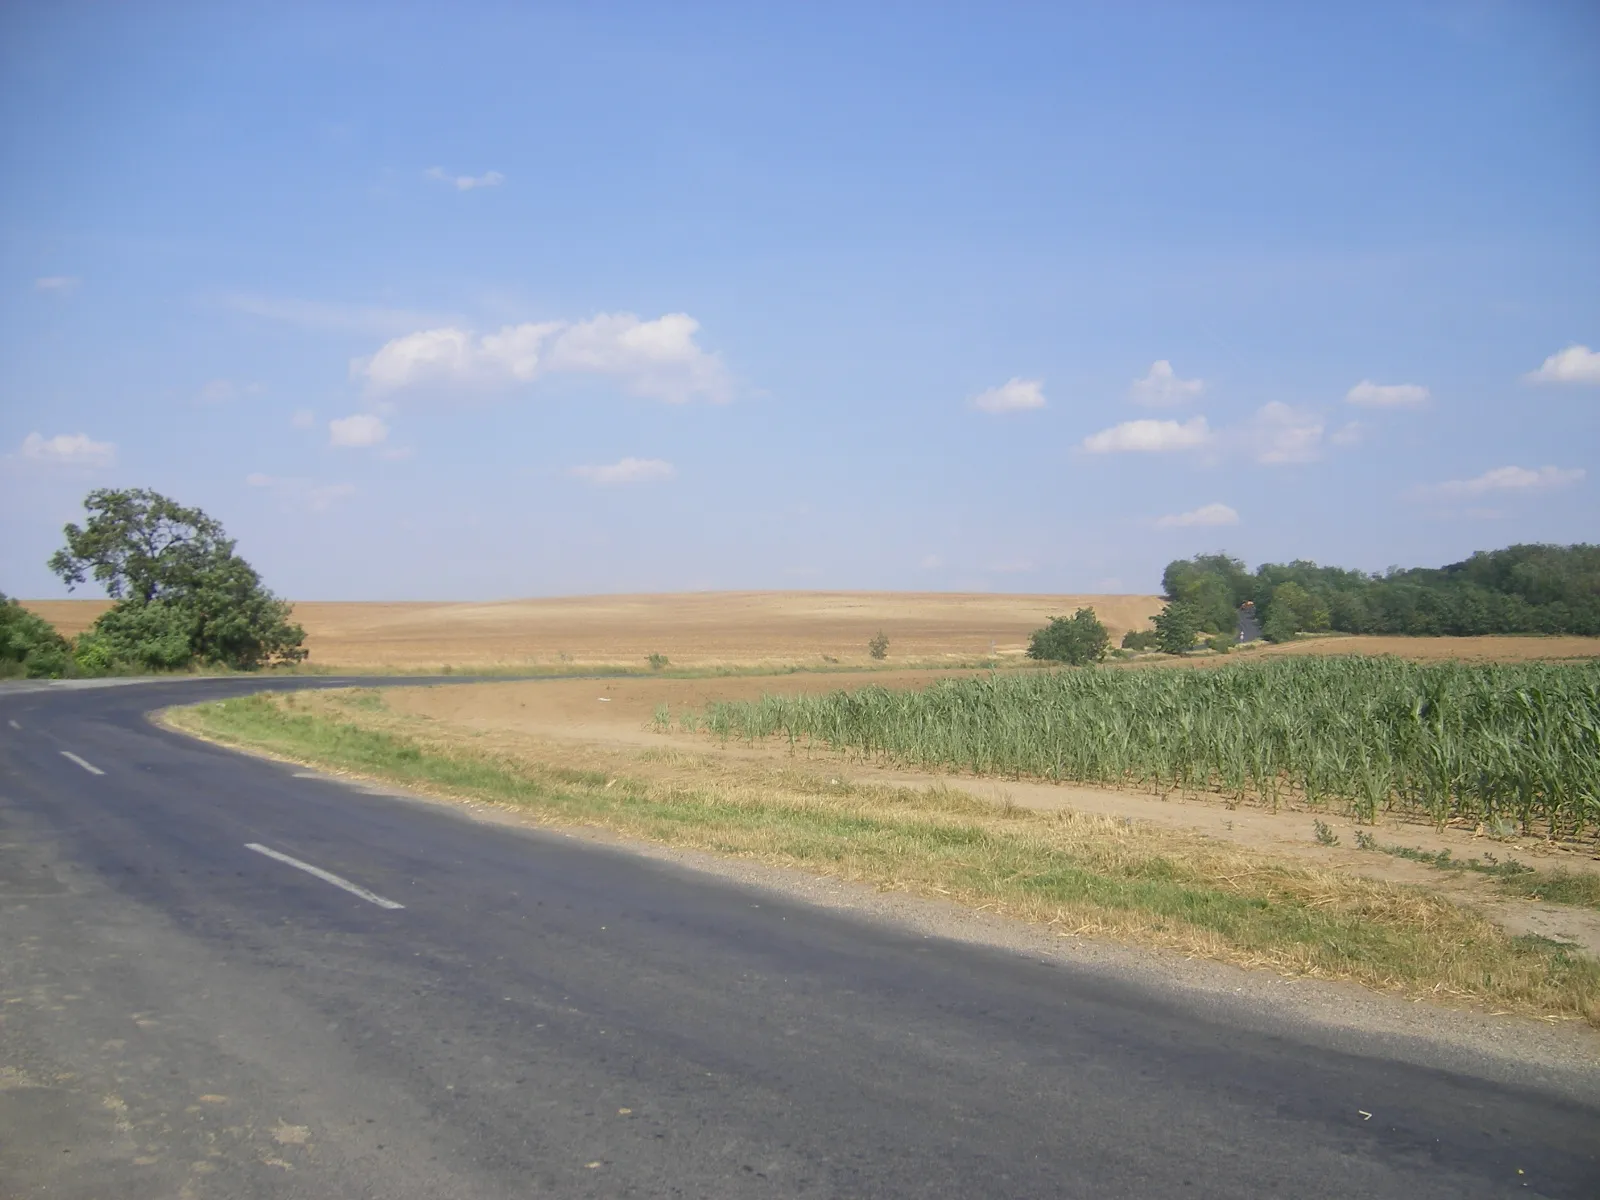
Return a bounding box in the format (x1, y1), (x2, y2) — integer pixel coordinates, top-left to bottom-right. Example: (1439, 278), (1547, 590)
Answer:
(166, 689), (1600, 1028)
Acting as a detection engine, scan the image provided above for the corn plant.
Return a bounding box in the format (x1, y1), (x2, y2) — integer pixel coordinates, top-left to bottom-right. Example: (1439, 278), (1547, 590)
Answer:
(696, 658), (1600, 838)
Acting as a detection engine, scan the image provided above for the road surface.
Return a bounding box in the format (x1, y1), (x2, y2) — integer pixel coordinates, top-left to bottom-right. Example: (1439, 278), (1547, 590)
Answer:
(1, 679), (1595, 1198)
(1237, 605), (1262, 643)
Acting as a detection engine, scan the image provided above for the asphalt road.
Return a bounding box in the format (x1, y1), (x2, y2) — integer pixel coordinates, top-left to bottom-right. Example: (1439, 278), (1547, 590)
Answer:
(1, 679), (1595, 1199)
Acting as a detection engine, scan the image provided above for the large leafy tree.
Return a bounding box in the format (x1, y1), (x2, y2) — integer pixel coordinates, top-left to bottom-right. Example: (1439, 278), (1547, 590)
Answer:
(1152, 600), (1200, 656)
(1161, 553), (1250, 634)
(50, 489), (307, 670)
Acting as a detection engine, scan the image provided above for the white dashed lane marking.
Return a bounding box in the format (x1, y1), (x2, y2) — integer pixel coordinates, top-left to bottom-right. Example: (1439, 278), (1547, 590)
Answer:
(245, 843), (405, 910)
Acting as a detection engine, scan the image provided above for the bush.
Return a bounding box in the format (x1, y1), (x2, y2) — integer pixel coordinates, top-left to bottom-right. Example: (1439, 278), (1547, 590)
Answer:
(1261, 604), (1299, 644)
(647, 652), (669, 671)
(72, 631), (118, 675)
(1206, 634), (1233, 654)
(1027, 608), (1109, 665)
(1153, 601), (1200, 655)
(0, 594), (74, 678)
(1121, 629), (1159, 651)
(88, 600), (197, 670)
(868, 631), (889, 660)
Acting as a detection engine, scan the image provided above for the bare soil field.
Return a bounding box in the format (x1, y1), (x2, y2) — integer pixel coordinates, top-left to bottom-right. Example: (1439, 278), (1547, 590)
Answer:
(24, 592), (1165, 669)
(21, 594), (1600, 669)
(1246, 633), (1600, 662)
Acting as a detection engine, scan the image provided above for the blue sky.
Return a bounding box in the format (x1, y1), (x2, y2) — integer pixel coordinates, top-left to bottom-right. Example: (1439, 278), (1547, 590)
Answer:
(2, 1), (1596, 600)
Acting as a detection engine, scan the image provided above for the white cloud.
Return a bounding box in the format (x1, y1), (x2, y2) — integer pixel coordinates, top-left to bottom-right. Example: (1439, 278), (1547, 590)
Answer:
(1526, 344), (1600, 384)
(426, 166), (505, 191)
(362, 327), (505, 391)
(1154, 502), (1239, 529)
(570, 457), (677, 485)
(34, 275), (80, 293)
(358, 312), (731, 404)
(328, 413), (389, 448)
(1129, 360), (1203, 407)
(1081, 416), (1212, 454)
(1410, 464), (1585, 501)
(544, 313), (731, 403)
(1346, 380), (1430, 408)
(246, 473), (356, 512)
(1243, 402), (1324, 464)
(19, 432), (115, 468)
(970, 377), (1045, 414)
(290, 408), (316, 430)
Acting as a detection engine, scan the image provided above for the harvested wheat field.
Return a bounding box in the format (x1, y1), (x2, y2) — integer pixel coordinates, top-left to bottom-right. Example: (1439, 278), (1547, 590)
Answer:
(24, 592), (1165, 670)
(22, 595), (1600, 669)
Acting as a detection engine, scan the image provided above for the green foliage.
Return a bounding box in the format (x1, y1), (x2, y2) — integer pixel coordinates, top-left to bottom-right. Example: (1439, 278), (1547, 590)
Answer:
(697, 657), (1600, 839)
(1026, 607), (1109, 665)
(1205, 634), (1233, 655)
(0, 593), (73, 678)
(647, 652), (669, 671)
(868, 630), (889, 660)
(1261, 604), (1299, 644)
(50, 489), (226, 602)
(1121, 629), (1159, 651)
(85, 600), (196, 670)
(49, 488), (306, 671)
(1162, 553), (1249, 633)
(1161, 543), (1600, 638)
(1152, 601), (1200, 655)
(1313, 820), (1340, 846)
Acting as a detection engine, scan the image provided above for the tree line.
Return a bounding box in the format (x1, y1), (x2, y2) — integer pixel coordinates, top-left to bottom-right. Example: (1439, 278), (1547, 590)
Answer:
(1162, 544), (1600, 643)
(1022, 542), (1598, 666)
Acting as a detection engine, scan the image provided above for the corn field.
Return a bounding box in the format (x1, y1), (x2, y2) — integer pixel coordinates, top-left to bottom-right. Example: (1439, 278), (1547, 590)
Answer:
(692, 658), (1600, 838)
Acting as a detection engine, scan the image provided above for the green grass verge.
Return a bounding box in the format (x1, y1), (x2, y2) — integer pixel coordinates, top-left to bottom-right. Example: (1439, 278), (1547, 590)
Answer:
(167, 690), (1600, 1027)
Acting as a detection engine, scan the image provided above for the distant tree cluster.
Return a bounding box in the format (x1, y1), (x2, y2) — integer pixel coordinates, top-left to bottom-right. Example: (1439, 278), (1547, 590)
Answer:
(28, 488), (308, 676)
(1160, 544), (1600, 644)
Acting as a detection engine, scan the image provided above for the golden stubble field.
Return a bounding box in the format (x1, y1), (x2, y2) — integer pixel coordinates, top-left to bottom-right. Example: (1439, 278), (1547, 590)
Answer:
(22, 592), (1600, 670)
(24, 592), (1167, 669)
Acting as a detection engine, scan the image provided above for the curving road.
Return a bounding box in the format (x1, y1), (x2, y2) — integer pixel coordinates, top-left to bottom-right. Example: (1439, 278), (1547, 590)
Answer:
(1, 678), (1595, 1199)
